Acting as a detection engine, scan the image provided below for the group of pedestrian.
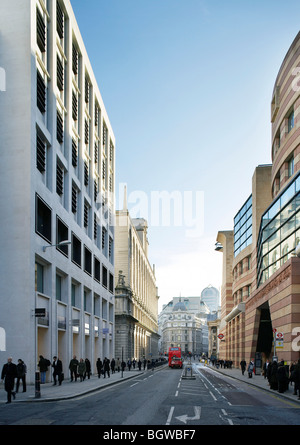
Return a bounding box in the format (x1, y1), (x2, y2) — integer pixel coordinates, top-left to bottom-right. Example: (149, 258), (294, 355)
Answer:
(69, 356), (92, 382)
(265, 358), (300, 398)
(1, 357), (27, 404)
(212, 359), (233, 369)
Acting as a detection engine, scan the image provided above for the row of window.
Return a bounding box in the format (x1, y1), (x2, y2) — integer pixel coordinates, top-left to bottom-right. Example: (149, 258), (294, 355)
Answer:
(234, 196), (253, 257)
(257, 172), (300, 286)
(36, 194), (114, 281)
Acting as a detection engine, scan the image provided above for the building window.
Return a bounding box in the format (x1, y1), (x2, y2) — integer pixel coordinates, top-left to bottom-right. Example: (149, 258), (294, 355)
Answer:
(84, 201), (89, 228)
(288, 156), (294, 178)
(56, 274), (62, 301)
(36, 132), (46, 173)
(36, 194), (52, 243)
(37, 69), (46, 113)
(57, 55), (64, 91)
(102, 227), (106, 251)
(288, 110), (294, 133)
(85, 119), (89, 145)
(71, 283), (76, 307)
(72, 42), (78, 75)
(72, 139), (78, 167)
(57, 109), (64, 144)
(85, 76), (90, 104)
(94, 213), (98, 240)
(56, 0), (64, 39)
(56, 217), (68, 257)
(56, 161), (64, 196)
(72, 91), (78, 121)
(72, 233), (81, 267)
(109, 272), (114, 293)
(84, 160), (89, 186)
(35, 263), (44, 293)
(71, 184), (77, 214)
(102, 265), (108, 288)
(84, 246), (92, 275)
(36, 7), (46, 53)
(94, 257), (100, 283)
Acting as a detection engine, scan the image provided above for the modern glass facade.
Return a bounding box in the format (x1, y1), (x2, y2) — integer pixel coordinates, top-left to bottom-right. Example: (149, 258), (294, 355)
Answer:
(234, 195), (252, 257)
(257, 172), (300, 287)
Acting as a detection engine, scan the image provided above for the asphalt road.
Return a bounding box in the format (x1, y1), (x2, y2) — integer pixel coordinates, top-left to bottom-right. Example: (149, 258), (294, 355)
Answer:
(0, 363), (299, 427)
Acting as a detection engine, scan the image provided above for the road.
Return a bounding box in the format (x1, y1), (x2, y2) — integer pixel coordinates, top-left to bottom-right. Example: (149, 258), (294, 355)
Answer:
(0, 363), (299, 427)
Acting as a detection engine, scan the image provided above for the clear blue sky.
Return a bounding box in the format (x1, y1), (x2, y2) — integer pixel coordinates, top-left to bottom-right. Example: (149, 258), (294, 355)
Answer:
(71, 0), (300, 310)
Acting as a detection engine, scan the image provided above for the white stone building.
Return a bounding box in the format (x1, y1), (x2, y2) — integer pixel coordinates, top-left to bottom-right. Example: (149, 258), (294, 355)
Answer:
(0, 0), (115, 382)
(114, 191), (159, 361)
(158, 297), (210, 356)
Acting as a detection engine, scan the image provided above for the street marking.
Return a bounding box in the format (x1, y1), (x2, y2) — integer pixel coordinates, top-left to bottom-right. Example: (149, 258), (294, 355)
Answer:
(166, 406), (174, 425)
(175, 406), (201, 424)
(209, 391), (217, 401)
(175, 390), (178, 397)
(130, 382), (139, 387)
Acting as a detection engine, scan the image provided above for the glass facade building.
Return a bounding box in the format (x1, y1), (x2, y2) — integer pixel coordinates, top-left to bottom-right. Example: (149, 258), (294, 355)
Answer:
(257, 172), (300, 287)
(234, 195), (252, 257)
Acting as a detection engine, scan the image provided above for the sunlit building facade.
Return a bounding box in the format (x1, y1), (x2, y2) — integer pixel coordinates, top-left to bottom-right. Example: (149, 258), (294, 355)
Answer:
(216, 31), (300, 368)
(0, 0), (115, 382)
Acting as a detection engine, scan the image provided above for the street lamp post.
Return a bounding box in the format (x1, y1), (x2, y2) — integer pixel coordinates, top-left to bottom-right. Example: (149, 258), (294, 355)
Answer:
(43, 240), (71, 252)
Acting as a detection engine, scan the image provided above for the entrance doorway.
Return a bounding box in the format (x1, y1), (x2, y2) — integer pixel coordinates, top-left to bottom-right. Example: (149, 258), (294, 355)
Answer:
(256, 302), (273, 359)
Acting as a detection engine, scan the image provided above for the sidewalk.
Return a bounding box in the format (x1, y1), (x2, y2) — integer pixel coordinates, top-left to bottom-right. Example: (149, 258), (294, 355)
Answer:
(205, 364), (300, 405)
(0, 367), (148, 404)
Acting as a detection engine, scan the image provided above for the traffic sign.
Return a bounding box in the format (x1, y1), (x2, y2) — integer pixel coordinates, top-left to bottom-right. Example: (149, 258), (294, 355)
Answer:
(276, 332), (284, 339)
(218, 334), (224, 339)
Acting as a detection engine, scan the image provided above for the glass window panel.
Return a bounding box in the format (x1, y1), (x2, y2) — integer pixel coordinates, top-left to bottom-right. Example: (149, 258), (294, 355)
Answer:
(280, 183), (295, 209)
(281, 215), (295, 240)
(269, 199), (280, 220)
(268, 229), (280, 251)
(296, 176), (300, 193)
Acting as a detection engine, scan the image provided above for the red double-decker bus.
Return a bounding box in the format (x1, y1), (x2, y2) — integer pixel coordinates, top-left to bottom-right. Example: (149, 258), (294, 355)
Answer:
(168, 347), (182, 368)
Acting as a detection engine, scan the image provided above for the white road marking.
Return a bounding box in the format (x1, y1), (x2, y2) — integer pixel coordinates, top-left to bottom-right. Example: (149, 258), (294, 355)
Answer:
(166, 406), (175, 425)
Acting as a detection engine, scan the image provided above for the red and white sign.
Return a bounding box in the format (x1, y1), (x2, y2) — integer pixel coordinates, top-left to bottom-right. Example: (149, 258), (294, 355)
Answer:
(276, 332), (284, 340)
(218, 334), (224, 339)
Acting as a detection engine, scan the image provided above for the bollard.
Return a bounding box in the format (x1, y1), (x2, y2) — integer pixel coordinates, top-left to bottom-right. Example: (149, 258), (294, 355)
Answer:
(35, 371), (41, 398)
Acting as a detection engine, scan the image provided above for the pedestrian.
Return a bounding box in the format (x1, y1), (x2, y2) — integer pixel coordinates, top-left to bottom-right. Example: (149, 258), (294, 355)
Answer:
(277, 360), (289, 393)
(38, 355), (50, 384)
(111, 358), (116, 374)
(69, 355), (79, 382)
(85, 358), (91, 379)
(52, 356), (63, 385)
(291, 358), (300, 399)
(121, 360), (126, 372)
(143, 359), (147, 370)
(116, 357), (121, 372)
(240, 359), (246, 376)
(103, 357), (110, 378)
(1, 357), (17, 404)
(96, 358), (103, 378)
(138, 359), (142, 371)
(270, 360), (279, 390)
(127, 359), (131, 371)
(247, 360), (254, 378)
(263, 360), (270, 379)
(132, 359), (136, 369)
(16, 359), (27, 393)
(78, 359), (86, 382)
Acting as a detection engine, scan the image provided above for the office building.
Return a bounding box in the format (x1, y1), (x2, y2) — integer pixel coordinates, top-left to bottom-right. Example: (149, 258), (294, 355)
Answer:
(0, 0), (115, 382)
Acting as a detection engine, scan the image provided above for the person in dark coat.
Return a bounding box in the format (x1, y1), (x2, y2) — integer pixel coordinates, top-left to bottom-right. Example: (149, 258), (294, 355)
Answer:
(277, 360), (289, 393)
(270, 361), (279, 390)
(16, 359), (27, 393)
(52, 356), (63, 385)
(103, 357), (110, 378)
(38, 355), (50, 384)
(85, 358), (91, 379)
(1, 357), (18, 403)
(96, 358), (103, 378)
(240, 360), (246, 375)
(111, 358), (116, 374)
(69, 355), (78, 382)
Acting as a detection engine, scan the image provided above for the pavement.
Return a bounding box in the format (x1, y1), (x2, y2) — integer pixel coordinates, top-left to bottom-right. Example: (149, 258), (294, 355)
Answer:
(1, 361), (300, 406)
(203, 363), (300, 405)
(0, 367), (149, 404)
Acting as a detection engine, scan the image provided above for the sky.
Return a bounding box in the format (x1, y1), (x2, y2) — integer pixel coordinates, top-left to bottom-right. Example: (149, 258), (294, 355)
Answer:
(70, 0), (300, 311)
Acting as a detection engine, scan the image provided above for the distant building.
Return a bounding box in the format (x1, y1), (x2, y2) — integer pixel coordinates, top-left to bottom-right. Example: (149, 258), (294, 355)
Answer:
(114, 189), (159, 361)
(158, 297), (209, 356)
(201, 285), (220, 313)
